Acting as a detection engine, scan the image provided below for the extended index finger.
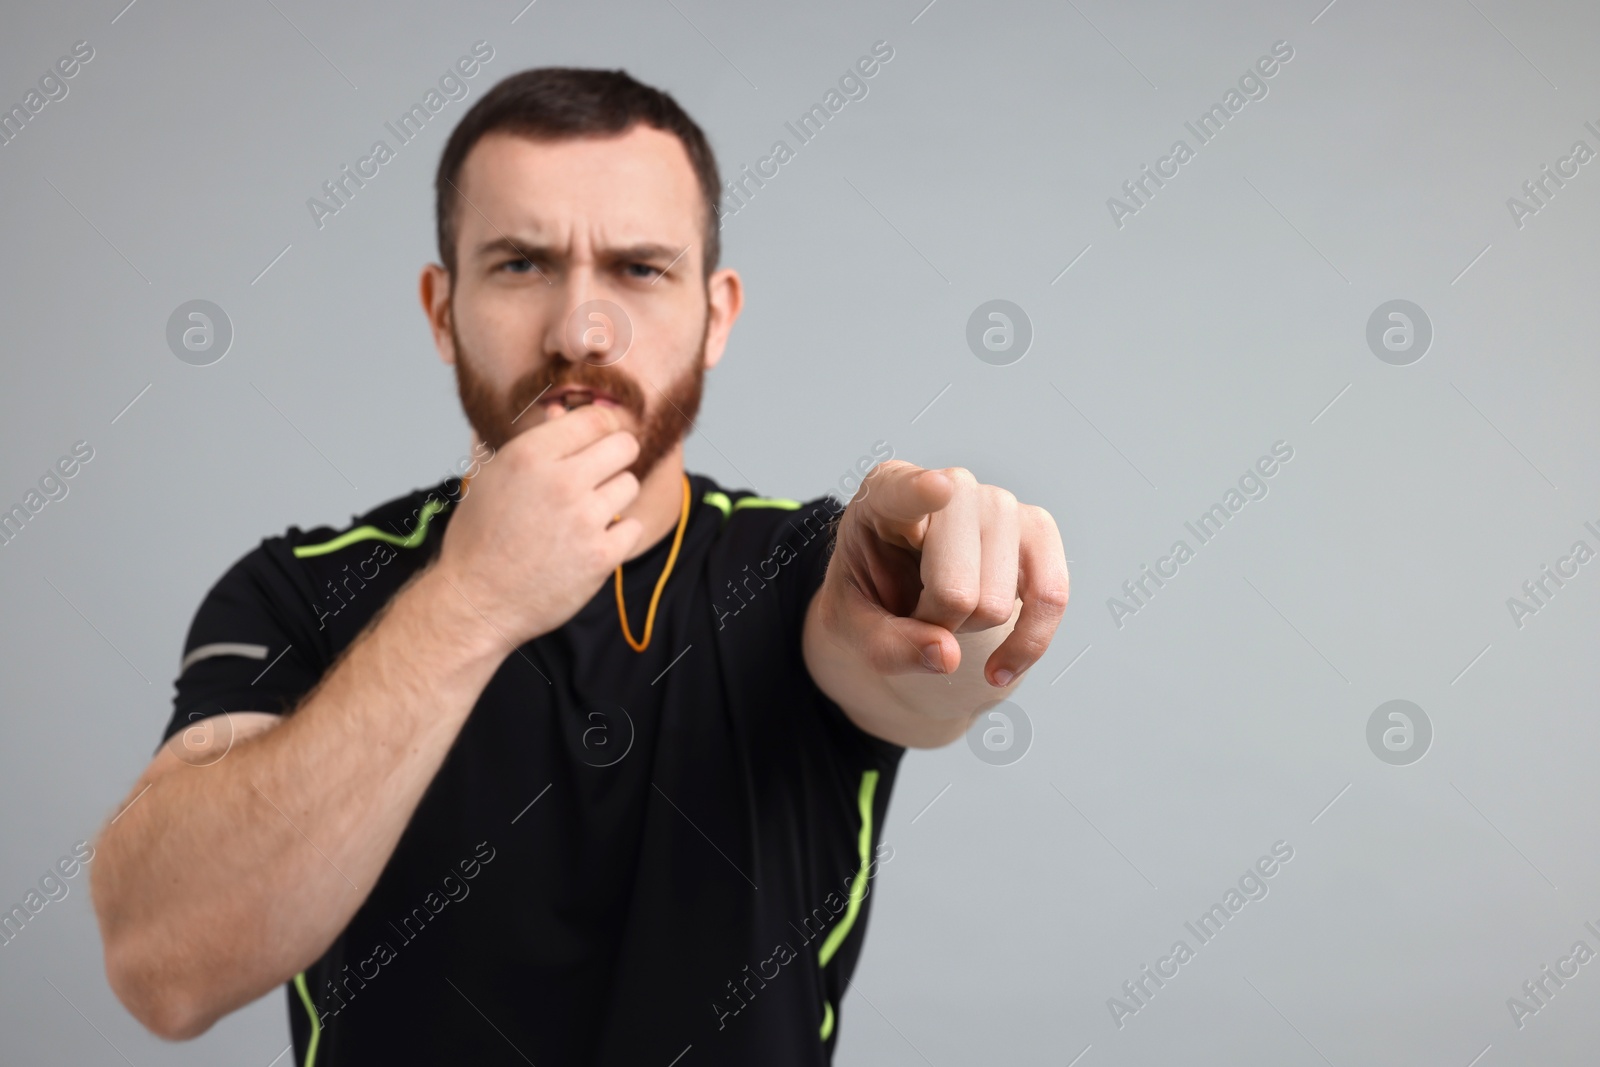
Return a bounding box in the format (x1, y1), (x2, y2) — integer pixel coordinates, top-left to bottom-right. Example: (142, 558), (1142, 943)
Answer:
(855, 461), (956, 538)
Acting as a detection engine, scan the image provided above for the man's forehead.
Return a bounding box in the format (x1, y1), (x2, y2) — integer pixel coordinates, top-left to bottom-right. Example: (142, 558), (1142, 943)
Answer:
(455, 127), (704, 249)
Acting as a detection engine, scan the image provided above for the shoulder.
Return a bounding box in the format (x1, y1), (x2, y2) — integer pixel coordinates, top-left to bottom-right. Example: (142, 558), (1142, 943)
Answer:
(283, 480), (462, 564)
(197, 480), (461, 638)
(168, 481), (463, 744)
(693, 474), (844, 636)
(695, 474), (844, 554)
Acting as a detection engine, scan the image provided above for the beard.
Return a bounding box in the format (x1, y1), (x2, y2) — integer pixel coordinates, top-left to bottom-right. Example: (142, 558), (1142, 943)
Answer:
(452, 307), (707, 484)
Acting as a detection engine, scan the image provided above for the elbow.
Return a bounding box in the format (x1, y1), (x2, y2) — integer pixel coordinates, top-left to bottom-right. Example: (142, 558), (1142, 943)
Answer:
(149, 1003), (217, 1043)
(103, 937), (218, 1041)
(93, 862), (217, 1042)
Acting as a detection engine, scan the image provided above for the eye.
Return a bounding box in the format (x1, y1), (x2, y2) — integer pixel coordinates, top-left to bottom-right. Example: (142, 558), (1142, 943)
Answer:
(499, 258), (537, 275)
(623, 262), (662, 280)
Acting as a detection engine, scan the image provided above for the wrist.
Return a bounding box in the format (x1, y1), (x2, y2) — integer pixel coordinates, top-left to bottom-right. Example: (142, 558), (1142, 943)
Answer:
(391, 562), (517, 685)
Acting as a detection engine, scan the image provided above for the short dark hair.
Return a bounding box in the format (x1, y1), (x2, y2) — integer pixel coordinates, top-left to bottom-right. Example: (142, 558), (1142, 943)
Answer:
(434, 67), (722, 281)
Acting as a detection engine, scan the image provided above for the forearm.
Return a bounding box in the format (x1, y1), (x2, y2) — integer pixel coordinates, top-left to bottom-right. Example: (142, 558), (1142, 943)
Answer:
(92, 564), (506, 1038)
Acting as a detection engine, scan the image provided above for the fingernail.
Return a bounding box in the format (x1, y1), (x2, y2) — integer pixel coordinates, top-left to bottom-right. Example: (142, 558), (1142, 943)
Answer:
(993, 668), (1014, 687)
(921, 644), (944, 673)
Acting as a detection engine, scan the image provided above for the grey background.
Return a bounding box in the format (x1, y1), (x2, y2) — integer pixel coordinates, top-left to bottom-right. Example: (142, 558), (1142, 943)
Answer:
(2, 0), (1597, 1063)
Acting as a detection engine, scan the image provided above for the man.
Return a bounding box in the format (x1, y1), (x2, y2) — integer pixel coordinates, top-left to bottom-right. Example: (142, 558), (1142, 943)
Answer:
(90, 67), (1068, 1065)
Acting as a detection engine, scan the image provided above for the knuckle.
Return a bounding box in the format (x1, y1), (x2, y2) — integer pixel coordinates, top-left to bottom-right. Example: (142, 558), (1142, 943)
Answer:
(972, 593), (1017, 627)
(944, 466), (977, 488)
(931, 583), (980, 617)
(1033, 582), (1071, 616)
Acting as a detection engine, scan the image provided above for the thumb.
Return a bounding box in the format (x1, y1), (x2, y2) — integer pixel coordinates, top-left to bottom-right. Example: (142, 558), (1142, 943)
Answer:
(830, 573), (961, 676)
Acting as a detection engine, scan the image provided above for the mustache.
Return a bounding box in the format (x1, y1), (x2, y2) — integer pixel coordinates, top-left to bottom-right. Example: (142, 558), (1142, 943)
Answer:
(507, 359), (647, 421)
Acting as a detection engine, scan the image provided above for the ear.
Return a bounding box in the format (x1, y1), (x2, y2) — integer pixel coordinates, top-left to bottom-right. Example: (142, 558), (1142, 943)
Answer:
(419, 263), (457, 367)
(701, 266), (744, 372)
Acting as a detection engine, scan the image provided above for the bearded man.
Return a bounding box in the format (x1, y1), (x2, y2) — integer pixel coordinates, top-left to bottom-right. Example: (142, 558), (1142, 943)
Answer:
(90, 66), (1069, 1066)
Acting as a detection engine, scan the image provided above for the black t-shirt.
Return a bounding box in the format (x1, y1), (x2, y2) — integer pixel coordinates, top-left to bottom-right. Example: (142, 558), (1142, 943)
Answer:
(162, 472), (904, 1067)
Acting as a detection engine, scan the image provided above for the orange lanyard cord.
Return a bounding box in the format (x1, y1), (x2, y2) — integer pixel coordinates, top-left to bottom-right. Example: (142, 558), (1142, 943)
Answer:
(615, 472), (691, 653)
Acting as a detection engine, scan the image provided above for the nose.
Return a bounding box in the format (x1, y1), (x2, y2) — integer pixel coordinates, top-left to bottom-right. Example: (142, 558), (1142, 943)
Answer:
(567, 301), (628, 367)
(543, 259), (629, 368)
(543, 267), (588, 368)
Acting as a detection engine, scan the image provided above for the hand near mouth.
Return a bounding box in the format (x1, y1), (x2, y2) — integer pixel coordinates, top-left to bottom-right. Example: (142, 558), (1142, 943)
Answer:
(435, 402), (643, 645)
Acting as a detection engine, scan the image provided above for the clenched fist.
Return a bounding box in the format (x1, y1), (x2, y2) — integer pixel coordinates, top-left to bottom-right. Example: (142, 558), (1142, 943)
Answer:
(820, 460), (1069, 687)
(431, 403), (643, 645)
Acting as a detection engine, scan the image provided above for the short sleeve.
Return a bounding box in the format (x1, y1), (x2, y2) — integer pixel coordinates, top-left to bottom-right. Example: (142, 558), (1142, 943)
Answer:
(160, 539), (330, 752)
(777, 494), (845, 648)
(775, 494), (905, 773)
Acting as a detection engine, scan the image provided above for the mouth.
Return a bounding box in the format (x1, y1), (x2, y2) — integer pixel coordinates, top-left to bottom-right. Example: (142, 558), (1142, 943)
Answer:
(543, 384), (623, 414)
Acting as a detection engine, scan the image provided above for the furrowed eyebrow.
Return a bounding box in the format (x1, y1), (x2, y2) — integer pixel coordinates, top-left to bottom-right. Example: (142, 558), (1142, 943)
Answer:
(471, 235), (554, 285)
(475, 235), (551, 262)
(473, 238), (682, 267)
(599, 243), (680, 264)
